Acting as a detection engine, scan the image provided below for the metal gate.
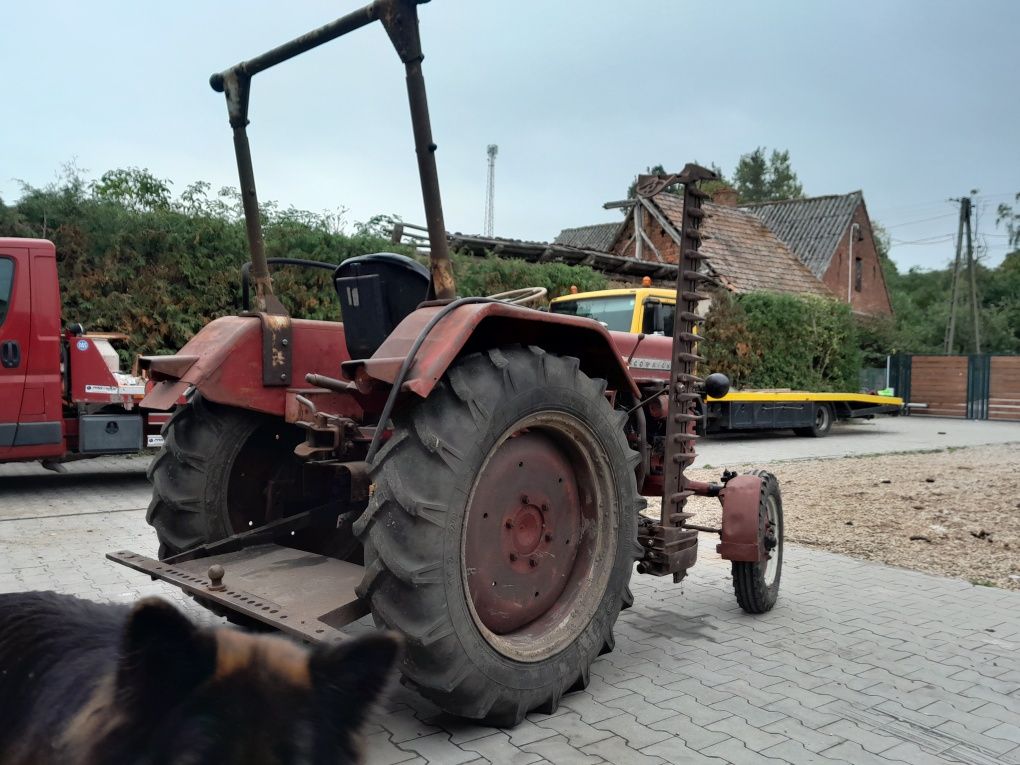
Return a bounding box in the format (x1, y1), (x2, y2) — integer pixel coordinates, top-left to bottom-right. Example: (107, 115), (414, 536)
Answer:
(890, 354), (1020, 421)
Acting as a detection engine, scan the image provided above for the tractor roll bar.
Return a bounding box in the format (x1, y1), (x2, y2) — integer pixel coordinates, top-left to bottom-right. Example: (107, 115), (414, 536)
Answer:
(210, 0), (454, 313)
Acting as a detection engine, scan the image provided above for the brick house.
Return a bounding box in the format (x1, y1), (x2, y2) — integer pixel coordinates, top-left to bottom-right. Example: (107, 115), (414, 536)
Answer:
(605, 193), (834, 299)
(740, 192), (893, 316)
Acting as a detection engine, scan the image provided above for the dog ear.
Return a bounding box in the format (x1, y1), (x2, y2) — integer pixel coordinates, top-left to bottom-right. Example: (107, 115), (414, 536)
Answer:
(116, 598), (217, 712)
(309, 632), (402, 730)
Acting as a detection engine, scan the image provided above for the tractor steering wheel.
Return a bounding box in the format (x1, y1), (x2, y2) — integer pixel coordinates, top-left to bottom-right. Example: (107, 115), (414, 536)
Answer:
(486, 287), (548, 306)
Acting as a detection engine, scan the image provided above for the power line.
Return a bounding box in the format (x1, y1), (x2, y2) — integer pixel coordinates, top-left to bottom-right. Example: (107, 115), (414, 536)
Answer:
(883, 212), (957, 229)
(891, 233), (955, 245)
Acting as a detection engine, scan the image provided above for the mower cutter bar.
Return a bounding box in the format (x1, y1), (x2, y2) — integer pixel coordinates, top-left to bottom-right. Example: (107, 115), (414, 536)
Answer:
(107, 545), (368, 643)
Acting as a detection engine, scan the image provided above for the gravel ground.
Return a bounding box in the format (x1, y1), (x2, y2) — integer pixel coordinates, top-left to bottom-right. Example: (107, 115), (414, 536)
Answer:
(655, 443), (1020, 591)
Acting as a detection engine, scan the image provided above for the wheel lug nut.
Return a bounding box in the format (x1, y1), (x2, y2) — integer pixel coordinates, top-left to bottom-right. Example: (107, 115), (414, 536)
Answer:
(509, 553), (517, 562)
(505, 519), (514, 529)
(544, 533), (553, 542)
(529, 559), (538, 568)
(521, 494), (529, 504)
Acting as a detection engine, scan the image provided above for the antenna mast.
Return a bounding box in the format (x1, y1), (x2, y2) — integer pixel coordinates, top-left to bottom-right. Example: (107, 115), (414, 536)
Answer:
(484, 144), (498, 236)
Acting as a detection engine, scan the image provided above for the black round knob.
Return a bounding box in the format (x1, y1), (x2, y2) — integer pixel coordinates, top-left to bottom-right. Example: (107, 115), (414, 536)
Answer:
(704, 372), (731, 399)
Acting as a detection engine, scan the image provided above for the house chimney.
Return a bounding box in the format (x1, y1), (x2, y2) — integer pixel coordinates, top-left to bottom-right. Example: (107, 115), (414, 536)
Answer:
(711, 186), (739, 207)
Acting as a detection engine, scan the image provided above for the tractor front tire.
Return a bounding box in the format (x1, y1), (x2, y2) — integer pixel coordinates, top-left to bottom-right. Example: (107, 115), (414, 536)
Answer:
(354, 346), (644, 726)
(731, 470), (783, 614)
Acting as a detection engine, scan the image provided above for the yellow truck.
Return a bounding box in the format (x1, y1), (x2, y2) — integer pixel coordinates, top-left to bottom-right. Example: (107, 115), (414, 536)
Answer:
(550, 286), (902, 437)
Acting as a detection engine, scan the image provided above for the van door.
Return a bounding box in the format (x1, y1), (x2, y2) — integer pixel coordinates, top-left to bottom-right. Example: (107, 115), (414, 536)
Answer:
(0, 245), (27, 454)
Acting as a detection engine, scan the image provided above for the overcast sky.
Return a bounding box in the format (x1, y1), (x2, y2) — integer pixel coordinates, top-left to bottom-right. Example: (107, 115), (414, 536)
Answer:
(2, 0), (1017, 271)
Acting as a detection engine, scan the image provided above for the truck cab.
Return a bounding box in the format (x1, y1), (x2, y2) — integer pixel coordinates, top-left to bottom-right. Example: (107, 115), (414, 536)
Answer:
(549, 286), (676, 336)
(0, 237), (166, 465)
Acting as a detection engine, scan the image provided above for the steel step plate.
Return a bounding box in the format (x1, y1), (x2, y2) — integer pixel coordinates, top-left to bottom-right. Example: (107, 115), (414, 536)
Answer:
(107, 544), (368, 643)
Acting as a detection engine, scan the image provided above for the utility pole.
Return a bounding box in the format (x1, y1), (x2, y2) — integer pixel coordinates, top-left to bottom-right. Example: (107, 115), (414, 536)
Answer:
(965, 198), (981, 353)
(944, 198), (966, 354)
(944, 196), (981, 354)
(484, 144), (498, 237)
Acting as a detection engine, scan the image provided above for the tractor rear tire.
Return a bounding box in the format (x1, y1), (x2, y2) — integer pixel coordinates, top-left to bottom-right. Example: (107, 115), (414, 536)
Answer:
(731, 470), (783, 614)
(147, 394), (354, 559)
(354, 346), (644, 726)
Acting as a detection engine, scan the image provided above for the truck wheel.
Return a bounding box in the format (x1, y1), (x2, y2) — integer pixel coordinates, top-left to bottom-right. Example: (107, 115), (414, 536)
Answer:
(731, 470), (783, 614)
(793, 403), (832, 437)
(355, 346), (644, 725)
(146, 394), (356, 560)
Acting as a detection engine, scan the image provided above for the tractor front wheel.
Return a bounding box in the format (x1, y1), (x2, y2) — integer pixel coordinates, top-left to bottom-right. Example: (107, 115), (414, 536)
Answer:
(731, 470), (783, 614)
(354, 346), (644, 725)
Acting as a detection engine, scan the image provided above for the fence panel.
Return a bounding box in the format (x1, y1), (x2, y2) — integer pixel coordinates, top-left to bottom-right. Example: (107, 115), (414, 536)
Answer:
(909, 355), (968, 417)
(989, 356), (1020, 422)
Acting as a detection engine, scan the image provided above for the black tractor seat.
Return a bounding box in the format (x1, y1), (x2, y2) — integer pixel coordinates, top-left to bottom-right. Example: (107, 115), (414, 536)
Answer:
(334, 253), (430, 360)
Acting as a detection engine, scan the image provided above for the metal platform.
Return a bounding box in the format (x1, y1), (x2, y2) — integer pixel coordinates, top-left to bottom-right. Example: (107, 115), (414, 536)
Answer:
(107, 544), (368, 643)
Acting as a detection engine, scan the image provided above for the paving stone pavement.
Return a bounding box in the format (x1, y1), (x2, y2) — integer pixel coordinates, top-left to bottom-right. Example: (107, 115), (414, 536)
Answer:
(2, 457), (1019, 764)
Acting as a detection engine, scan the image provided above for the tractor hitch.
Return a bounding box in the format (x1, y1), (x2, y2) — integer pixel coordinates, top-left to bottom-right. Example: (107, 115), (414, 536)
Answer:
(108, 546), (367, 642)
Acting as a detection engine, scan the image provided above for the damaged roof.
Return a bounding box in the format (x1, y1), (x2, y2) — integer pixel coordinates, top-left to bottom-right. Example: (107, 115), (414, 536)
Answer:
(741, 192), (862, 277)
(645, 194), (834, 298)
(553, 222), (623, 252)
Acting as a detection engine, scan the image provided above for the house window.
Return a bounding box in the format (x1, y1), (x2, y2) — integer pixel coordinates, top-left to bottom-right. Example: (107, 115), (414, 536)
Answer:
(854, 257), (863, 292)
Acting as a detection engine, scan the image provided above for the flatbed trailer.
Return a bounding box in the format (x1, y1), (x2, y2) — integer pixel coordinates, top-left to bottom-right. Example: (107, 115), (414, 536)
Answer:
(703, 390), (902, 437)
(550, 287), (903, 437)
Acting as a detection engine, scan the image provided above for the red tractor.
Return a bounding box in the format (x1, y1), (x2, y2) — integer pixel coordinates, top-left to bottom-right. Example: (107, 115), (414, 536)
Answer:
(111, 0), (784, 726)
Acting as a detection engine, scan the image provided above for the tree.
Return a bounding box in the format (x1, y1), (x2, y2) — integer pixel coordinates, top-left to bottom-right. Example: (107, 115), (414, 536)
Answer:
(731, 148), (804, 204)
(997, 193), (1020, 251)
(0, 166), (610, 358)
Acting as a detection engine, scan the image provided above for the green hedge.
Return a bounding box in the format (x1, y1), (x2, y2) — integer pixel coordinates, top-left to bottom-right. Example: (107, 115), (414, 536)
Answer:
(702, 290), (860, 392)
(0, 168), (606, 357)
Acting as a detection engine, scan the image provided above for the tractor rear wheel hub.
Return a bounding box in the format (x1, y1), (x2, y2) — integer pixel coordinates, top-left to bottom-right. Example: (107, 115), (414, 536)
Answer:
(464, 431), (584, 636)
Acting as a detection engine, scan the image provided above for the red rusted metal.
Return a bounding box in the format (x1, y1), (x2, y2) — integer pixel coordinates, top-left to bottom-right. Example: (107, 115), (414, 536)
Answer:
(345, 301), (641, 400)
(659, 165), (716, 527)
(632, 164), (718, 580)
(140, 316), (363, 419)
(613, 331), (673, 386)
(259, 312), (293, 386)
(716, 474), (765, 562)
(464, 433), (585, 635)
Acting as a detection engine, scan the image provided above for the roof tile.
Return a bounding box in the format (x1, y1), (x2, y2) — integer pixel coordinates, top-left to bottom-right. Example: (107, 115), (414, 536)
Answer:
(649, 195), (833, 298)
(741, 192), (861, 277)
(553, 222), (623, 252)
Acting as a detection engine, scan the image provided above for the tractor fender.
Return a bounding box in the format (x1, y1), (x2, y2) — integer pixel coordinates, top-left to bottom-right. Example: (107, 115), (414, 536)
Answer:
(139, 315), (359, 418)
(345, 302), (640, 400)
(716, 474), (764, 562)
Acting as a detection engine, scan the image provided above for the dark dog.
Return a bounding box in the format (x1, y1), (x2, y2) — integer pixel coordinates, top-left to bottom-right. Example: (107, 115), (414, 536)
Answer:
(0, 591), (401, 765)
